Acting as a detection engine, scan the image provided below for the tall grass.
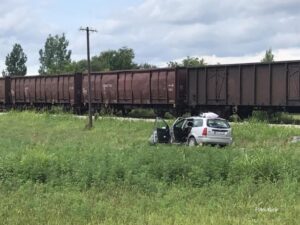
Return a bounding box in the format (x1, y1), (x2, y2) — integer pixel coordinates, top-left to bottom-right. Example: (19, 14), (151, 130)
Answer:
(0, 111), (299, 224)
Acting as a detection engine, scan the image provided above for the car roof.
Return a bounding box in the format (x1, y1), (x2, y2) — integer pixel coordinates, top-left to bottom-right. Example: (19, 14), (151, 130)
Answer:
(185, 116), (226, 120)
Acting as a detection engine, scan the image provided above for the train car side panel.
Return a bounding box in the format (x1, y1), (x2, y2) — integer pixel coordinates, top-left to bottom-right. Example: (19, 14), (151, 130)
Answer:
(118, 73), (126, 103)
(256, 64), (270, 106)
(287, 63), (300, 106)
(132, 72), (150, 104)
(82, 75), (88, 104)
(150, 71), (159, 104)
(35, 77), (43, 103)
(0, 79), (6, 104)
(101, 74), (118, 104)
(45, 77), (52, 104)
(158, 71), (167, 103)
(187, 69), (197, 106)
(89, 75), (96, 103)
(0, 78), (10, 105)
(68, 76), (75, 105)
(197, 68), (207, 105)
(26, 78), (36, 104)
(241, 65), (255, 105)
(176, 68), (187, 106)
(271, 63), (286, 106)
(227, 66), (240, 105)
(58, 76), (63, 103)
(17, 78), (25, 103)
(52, 77), (58, 103)
(206, 67), (226, 105)
(95, 75), (102, 102)
(167, 70), (176, 104)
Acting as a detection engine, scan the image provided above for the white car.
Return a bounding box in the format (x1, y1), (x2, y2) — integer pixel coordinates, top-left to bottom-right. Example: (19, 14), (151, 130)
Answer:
(151, 114), (232, 147)
(170, 116), (232, 147)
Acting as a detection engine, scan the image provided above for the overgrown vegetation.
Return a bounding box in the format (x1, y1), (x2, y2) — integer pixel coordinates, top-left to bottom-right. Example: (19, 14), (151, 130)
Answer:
(0, 111), (299, 224)
(249, 111), (300, 124)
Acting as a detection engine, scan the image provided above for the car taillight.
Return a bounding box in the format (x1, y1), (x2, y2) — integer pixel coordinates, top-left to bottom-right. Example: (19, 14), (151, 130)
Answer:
(202, 128), (207, 136)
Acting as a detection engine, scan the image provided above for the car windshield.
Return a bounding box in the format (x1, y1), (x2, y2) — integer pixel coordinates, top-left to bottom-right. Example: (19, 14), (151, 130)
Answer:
(207, 119), (230, 128)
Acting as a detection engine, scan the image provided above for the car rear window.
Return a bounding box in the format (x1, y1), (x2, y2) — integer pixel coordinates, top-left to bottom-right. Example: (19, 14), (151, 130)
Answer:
(207, 119), (230, 128)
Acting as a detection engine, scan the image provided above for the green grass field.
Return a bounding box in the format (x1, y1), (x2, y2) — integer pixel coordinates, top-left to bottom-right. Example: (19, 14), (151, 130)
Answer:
(0, 111), (299, 225)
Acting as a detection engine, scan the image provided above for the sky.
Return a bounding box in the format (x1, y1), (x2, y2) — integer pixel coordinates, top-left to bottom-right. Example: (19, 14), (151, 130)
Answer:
(1, 0), (300, 75)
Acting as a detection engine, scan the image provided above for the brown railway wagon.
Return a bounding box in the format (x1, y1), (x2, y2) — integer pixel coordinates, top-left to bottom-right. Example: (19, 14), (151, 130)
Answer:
(10, 74), (82, 107)
(0, 77), (10, 105)
(81, 68), (187, 111)
(187, 60), (300, 115)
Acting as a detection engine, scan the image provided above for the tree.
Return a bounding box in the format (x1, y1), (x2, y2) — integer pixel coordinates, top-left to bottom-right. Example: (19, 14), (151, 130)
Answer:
(91, 47), (137, 71)
(3, 43), (27, 76)
(39, 33), (72, 75)
(65, 47), (156, 73)
(167, 61), (180, 68)
(182, 56), (206, 67)
(137, 63), (157, 69)
(261, 48), (274, 63)
(168, 56), (206, 68)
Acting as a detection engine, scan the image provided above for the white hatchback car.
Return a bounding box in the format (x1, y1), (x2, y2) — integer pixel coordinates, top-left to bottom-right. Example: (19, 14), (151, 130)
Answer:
(150, 113), (233, 147)
(170, 116), (233, 147)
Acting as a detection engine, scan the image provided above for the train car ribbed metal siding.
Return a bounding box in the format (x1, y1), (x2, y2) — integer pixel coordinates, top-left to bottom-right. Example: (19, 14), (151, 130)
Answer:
(10, 74), (80, 106)
(82, 68), (180, 106)
(0, 78), (5, 104)
(0, 78), (10, 104)
(187, 61), (300, 107)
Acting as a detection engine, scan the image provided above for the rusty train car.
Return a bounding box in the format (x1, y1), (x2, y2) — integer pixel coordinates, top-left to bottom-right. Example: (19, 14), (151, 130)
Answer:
(187, 61), (300, 117)
(0, 60), (300, 117)
(0, 74), (82, 111)
(80, 68), (187, 115)
(187, 60), (300, 117)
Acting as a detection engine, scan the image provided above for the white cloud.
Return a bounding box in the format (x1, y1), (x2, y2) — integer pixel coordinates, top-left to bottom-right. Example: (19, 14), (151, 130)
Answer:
(81, 0), (300, 64)
(1, 0), (300, 74)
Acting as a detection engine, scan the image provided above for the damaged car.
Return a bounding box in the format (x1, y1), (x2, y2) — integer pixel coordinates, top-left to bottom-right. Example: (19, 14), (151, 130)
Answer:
(150, 113), (233, 147)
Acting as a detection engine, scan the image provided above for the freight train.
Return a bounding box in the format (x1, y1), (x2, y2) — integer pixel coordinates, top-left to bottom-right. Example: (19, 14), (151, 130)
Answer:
(0, 60), (300, 118)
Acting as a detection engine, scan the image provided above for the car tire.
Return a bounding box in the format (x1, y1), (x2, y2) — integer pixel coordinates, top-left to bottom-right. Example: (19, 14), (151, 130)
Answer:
(188, 137), (197, 147)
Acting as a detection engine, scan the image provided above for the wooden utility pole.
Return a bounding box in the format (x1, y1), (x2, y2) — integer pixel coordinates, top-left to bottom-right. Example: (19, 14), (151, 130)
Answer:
(80, 27), (97, 129)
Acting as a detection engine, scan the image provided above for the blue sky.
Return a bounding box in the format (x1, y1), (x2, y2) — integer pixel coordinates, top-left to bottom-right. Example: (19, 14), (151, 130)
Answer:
(1, 0), (300, 75)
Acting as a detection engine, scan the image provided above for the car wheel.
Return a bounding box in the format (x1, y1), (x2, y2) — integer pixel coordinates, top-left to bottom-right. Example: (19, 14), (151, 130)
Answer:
(188, 137), (197, 147)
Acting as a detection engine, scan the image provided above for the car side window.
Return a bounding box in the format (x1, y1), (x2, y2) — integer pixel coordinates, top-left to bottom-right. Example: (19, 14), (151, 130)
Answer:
(174, 119), (185, 128)
(207, 119), (230, 128)
(193, 119), (203, 127)
(183, 119), (194, 128)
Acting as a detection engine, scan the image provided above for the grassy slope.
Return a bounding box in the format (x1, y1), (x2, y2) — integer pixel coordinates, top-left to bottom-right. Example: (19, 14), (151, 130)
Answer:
(0, 112), (299, 225)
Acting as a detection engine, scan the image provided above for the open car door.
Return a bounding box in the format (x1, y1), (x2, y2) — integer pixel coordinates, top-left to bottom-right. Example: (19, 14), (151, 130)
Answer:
(150, 117), (171, 144)
(171, 118), (187, 142)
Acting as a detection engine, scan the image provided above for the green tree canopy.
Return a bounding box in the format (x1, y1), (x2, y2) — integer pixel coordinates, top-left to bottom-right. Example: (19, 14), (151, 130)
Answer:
(66, 47), (139, 73)
(168, 56), (206, 67)
(261, 48), (274, 63)
(39, 33), (72, 75)
(137, 63), (157, 69)
(3, 43), (27, 76)
(92, 47), (138, 71)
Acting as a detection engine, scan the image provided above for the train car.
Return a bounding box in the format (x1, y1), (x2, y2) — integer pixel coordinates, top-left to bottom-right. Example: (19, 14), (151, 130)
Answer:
(187, 60), (300, 118)
(0, 77), (10, 109)
(81, 68), (187, 115)
(9, 73), (82, 110)
(1, 60), (299, 118)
